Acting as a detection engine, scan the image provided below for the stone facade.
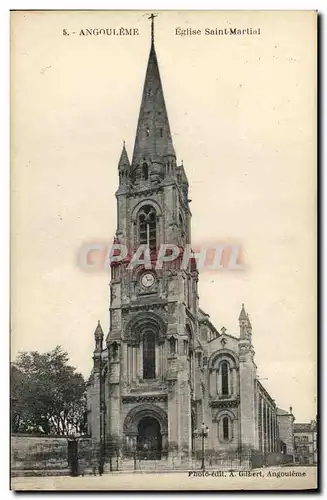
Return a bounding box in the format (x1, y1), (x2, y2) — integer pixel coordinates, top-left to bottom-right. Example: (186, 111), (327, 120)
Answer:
(276, 407), (295, 455)
(87, 24), (288, 463)
(294, 420), (317, 464)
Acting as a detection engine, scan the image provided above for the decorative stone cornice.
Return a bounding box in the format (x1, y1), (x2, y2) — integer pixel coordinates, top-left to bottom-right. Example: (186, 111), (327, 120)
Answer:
(129, 380), (168, 393)
(122, 301), (168, 313)
(122, 394), (168, 404)
(126, 187), (164, 199)
(209, 397), (240, 409)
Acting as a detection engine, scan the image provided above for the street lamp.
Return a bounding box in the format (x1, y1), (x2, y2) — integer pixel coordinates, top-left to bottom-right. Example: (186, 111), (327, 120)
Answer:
(194, 422), (209, 470)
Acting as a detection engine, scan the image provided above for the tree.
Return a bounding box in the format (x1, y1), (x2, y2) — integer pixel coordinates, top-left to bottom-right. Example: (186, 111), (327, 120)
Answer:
(11, 346), (87, 435)
(11, 364), (29, 432)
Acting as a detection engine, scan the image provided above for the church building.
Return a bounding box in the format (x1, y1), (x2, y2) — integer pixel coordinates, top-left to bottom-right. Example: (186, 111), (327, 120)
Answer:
(87, 18), (291, 465)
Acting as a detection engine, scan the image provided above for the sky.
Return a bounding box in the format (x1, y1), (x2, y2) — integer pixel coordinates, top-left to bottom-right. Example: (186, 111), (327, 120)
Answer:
(11, 10), (316, 422)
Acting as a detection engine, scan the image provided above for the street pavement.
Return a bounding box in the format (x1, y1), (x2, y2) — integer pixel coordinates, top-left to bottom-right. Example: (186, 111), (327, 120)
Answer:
(11, 466), (317, 491)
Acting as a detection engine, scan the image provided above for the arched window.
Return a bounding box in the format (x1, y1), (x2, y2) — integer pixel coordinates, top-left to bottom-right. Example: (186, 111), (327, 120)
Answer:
(223, 417), (230, 441)
(221, 362), (229, 395)
(138, 205), (156, 249)
(142, 163), (148, 181)
(143, 332), (156, 379)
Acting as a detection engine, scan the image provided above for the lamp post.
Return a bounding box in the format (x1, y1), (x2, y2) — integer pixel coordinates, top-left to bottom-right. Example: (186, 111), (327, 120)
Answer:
(194, 422), (209, 470)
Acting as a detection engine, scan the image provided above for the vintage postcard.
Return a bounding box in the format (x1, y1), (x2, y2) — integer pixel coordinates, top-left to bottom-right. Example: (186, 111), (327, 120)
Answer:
(10, 10), (317, 491)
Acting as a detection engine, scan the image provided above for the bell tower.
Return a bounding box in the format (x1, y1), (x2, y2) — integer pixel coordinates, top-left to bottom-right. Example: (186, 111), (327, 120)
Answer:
(103, 15), (199, 461)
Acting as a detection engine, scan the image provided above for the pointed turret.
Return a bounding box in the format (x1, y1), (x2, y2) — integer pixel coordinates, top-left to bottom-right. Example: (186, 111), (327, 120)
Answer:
(239, 304), (252, 342)
(118, 142), (130, 189)
(94, 319), (104, 339)
(118, 142), (130, 171)
(131, 15), (175, 176)
(239, 303), (247, 322)
(94, 320), (104, 351)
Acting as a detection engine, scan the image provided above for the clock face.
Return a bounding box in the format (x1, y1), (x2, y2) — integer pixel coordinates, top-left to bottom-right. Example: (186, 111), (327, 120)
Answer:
(141, 272), (155, 288)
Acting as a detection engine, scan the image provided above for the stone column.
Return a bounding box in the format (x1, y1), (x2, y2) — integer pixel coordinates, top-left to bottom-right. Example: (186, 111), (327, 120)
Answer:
(215, 370), (219, 395)
(128, 346), (132, 383)
(268, 404), (271, 453)
(266, 406), (269, 452)
(265, 402), (268, 453)
(161, 343), (165, 380)
(178, 379), (192, 460)
(167, 380), (179, 463)
(127, 346), (130, 385)
(210, 369), (214, 395)
(139, 342), (143, 379)
(272, 414), (275, 451)
(270, 408), (273, 452)
(133, 346), (137, 381)
(210, 370), (217, 396)
(131, 434), (137, 453)
(155, 344), (160, 379)
(256, 395), (260, 450)
(261, 399), (264, 452)
(239, 342), (256, 450)
(124, 435), (130, 456)
(136, 346), (140, 379)
(163, 343), (166, 379)
(91, 372), (101, 445)
(268, 406), (271, 452)
(122, 343), (128, 386)
(162, 432), (168, 457)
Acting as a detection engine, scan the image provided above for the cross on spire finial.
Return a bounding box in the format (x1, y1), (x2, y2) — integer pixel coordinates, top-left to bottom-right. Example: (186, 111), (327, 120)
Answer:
(148, 13), (157, 44)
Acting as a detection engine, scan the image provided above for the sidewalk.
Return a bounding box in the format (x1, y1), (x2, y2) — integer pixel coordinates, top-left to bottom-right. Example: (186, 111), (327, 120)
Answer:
(11, 466), (318, 491)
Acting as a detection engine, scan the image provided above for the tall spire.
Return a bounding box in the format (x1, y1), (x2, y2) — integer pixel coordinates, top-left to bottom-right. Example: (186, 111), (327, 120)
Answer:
(149, 13), (157, 45)
(132, 14), (175, 167)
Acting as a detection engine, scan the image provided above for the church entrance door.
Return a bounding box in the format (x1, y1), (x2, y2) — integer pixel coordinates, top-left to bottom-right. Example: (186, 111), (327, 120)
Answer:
(137, 417), (162, 460)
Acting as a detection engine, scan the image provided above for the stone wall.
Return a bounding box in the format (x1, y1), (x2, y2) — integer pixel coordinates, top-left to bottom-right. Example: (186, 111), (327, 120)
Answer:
(251, 451), (293, 468)
(11, 434), (92, 473)
(277, 414), (295, 455)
